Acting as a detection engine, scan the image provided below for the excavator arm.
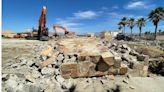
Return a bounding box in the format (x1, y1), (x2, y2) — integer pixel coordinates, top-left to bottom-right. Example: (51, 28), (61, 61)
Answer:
(38, 6), (48, 40)
(53, 25), (76, 37)
(53, 25), (69, 35)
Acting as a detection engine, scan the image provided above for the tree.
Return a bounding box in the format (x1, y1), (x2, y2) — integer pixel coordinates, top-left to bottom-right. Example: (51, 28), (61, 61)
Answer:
(136, 18), (146, 37)
(148, 7), (164, 40)
(118, 17), (127, 34)
(127, 18), (135, 36)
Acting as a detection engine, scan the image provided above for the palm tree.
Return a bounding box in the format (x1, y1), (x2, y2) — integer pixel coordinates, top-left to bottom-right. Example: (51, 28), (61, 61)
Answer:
(118, 17), (127, 34)
(118, 25), (122, 30)
(118, 22), (123, 32)
(148, 7), (164, 40)
(136, 18), (146, 37)
(127, 18), (135, 36)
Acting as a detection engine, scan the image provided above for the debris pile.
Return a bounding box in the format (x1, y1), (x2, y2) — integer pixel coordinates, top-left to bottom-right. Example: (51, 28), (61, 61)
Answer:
(2, 38), (164, 92)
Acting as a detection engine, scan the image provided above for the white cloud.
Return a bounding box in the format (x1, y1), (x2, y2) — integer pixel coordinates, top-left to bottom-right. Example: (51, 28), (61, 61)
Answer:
(127, 1), (145, 9)
(74, 11), (97, 19)
(125, 1), (156, 9)
(108, 12), (135, 19)
(56, 18), (82, 27)
(112, 5), (119, 9)
(101, 6), (108, 10)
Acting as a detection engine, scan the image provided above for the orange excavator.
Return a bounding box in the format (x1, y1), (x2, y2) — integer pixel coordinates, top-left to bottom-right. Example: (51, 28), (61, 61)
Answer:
(53, 25), (76, 37)
(26, 6), (49, 40)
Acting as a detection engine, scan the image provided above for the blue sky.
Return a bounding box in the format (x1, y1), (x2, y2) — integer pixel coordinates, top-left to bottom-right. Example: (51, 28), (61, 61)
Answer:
(2, 0), (164, 34)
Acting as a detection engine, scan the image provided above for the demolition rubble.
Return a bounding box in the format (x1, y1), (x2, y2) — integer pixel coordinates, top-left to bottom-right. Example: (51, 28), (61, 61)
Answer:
(2, 37), (164, 92)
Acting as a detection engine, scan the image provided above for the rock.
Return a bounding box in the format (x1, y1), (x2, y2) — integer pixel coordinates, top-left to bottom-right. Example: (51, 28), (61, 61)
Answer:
(54, 69), (60, 75)
(137, 54), (146, 61)
(5, 74), (19, 92)
(20, 58), (27, 65)
(78, 61), (96, 77)
(121, 54), (129, 62)
(95, 71), (107, 76)
(129, 50), (138, 56)
(95, 57), (109, 72)
(119, 63), (128, 75)
(11, 63), (20, 68)
(40, 59), (53, 68)
(57, 54), (64, 61)
(23, 84), (42, 92)
(140, 65), (148, 77)
(43, 78), (63, 92)
(41, 67), (55, 76)
(129, 85), (135, 89)
(25, 73), (36, 83)
(149, 59), (164, 76)
(120, 49), (127, 53)
(109, 74), (115, 80)
(114, 56), (121, 68)
(62, 79), (75, 90)
(90, 55), (101, 64)
(27, 60), (35, 67)
(122, 44), (128, 49)
(31, 70), (41, 78)
(61, 62), (78, 79)
(41, 47), (54, 57)
(101, 52), (115, 66)
(123, 79), (128, 84)
(70, 56), (77, 62)
(55, 75), (65, 84)
(108, 68), (118, 75)
(40, 56), (47, 61)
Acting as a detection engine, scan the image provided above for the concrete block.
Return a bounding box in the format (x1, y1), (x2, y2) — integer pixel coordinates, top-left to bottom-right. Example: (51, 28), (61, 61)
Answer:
(114, 56), (121, 68)
(119, 63), (128, 75)
(60, 63), (78, 79)
(140, 65), (148, 77)
(101, 52), (115, 66)
(95, 57), (109, 72)
(78, 61), (96, 77)
(109, 74), (115, 80)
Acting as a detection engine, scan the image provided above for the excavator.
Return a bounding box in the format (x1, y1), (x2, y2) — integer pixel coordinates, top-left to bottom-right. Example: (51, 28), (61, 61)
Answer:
(26, 6), (49, 41)
(26, 6), (75, 40)
(53, 25), (76, 37)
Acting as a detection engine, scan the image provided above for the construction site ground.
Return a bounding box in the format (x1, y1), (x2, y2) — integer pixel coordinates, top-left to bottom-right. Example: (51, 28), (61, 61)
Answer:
(2, 38), (164, 92)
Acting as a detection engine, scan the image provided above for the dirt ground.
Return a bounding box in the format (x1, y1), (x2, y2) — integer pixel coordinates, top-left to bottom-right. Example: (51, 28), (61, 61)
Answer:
(2, 38), (164, 92)
(2, 39), (41, 65)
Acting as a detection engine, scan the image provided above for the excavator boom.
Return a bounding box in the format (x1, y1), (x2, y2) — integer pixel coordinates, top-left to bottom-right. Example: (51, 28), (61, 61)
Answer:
(53, 25), (75, 37)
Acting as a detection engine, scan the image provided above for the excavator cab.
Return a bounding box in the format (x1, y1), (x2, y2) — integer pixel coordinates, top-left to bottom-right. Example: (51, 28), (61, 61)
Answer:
(39, 27), (49, 41)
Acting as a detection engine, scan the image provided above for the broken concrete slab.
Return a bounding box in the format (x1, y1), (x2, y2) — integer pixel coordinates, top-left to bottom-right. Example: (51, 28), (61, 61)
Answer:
(114, 56), (121, 68)
(41, 67), (55, 76)
(101, 52), (115, 66)
(41, 48), (54, 57)
(119, 63), (128, 75)
(60, 62), (78, 79)
(40, 59), (53, 68)
(78, 61), (96, 77)
(95, 57), (109, 72)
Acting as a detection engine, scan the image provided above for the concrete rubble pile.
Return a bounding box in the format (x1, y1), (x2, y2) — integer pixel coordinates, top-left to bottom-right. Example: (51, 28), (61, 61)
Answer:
(2, 38), (160, 92)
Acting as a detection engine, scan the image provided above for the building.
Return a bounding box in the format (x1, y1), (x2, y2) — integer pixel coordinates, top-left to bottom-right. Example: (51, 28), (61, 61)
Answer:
(101, 30), (121, 39)
(87, 33), (95, 37)
(2, 30), (17, 38)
